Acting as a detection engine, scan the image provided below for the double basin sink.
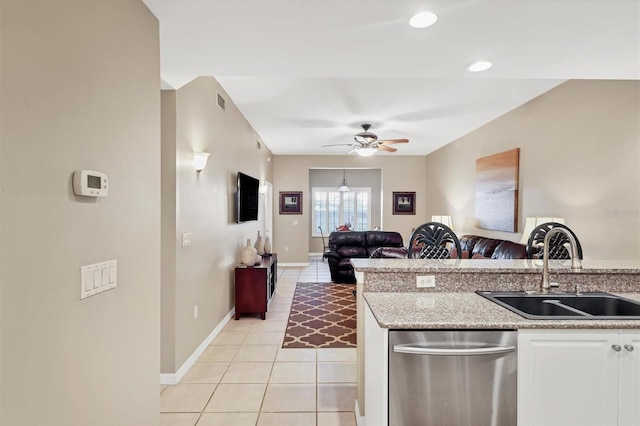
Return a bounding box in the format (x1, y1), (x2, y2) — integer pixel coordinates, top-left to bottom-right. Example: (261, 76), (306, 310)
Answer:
(477, 291), (640, 320)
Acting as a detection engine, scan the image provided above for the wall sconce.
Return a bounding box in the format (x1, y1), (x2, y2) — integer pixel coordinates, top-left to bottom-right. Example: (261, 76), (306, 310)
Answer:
(193, 152), (210, 174)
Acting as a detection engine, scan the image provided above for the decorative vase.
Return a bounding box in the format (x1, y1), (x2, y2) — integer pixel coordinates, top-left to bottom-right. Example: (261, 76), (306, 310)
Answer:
(256, 254), (263, 265)
(254, 231), (265, 255)
(264, 236), (272, 254)
(241, 239), (258, 266)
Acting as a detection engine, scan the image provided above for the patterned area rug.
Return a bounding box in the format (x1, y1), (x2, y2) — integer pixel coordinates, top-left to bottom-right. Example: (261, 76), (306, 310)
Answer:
(282, 282), (357, 348)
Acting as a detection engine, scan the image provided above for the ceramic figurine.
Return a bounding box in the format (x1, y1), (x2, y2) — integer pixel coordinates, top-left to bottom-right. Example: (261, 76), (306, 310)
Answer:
(264, 235), (272, 254)
(254, 231), (265, 255)
(241, 239), (258, 266)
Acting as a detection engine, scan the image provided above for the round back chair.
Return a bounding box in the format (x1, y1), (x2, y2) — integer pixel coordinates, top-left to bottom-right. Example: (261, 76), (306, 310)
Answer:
(525, 222), (583, 260)
(408, 222), (462, 259)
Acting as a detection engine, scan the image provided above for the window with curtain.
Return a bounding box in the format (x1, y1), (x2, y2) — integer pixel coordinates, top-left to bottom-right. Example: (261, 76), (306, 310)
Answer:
(312, 187), (371, 237)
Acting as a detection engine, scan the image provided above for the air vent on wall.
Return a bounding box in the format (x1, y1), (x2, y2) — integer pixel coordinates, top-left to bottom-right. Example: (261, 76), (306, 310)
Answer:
(217, 93), (226, 110)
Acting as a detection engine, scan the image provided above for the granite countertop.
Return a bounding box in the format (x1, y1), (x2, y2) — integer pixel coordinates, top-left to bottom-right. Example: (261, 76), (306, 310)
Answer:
(351, 258), (640, 274)
(363, 291), (640, 330)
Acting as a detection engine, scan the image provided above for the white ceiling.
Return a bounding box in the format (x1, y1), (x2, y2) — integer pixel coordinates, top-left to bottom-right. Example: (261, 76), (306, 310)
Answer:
(143, 0), (639, 156)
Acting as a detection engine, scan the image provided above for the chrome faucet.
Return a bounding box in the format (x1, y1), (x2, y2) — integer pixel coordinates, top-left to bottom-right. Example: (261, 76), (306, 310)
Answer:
(541, 228), (582, 293)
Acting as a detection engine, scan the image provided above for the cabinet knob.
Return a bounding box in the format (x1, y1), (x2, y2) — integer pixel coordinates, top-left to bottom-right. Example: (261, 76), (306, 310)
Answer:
(612, 344), (622, 352)
(625, 344), (634, 352)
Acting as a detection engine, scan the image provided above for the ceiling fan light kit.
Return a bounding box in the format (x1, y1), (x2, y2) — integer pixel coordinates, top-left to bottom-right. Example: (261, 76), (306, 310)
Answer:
(356, 147), (377, 157)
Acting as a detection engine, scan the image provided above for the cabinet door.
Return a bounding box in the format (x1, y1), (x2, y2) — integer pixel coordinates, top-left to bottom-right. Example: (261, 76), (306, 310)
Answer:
(619, 331), (640, 426)
(518, 330), (619, 426)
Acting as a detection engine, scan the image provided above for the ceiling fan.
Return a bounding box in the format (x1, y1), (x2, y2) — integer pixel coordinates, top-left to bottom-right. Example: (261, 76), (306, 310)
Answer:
(322, 124), (409, 156)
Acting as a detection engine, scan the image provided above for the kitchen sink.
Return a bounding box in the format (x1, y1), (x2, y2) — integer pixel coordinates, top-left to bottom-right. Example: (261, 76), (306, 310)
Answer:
(477, 291), (640, 320)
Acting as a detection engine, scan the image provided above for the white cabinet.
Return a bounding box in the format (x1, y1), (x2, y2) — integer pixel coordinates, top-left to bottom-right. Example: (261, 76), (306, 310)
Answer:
(363, 302), (388, 426)
(619, 330), (640, 426)
(518, 329), (640, 426)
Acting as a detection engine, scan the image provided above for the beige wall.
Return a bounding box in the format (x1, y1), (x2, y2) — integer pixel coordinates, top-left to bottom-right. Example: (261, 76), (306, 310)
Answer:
(273, 156), (428, 263)
(1, 2), (161, 425)
(424, 80), (640, 259)
(161, 77), (273, 373)
(0, 1), (4, 417)
(161, 91), (178, 373)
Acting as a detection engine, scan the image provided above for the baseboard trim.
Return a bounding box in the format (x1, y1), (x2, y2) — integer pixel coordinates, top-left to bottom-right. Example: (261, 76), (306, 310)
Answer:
(355, 400), (366, 425)
(160, 307), (235, 385)
(278, 262), (310, 267)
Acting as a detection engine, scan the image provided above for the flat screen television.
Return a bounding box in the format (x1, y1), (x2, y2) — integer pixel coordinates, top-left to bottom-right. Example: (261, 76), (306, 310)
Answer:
(236, 172), (259, 223)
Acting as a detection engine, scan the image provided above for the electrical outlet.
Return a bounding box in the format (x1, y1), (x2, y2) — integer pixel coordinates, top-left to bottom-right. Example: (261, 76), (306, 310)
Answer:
(284, 246), (289, 252)
(182, 233), (192, 247)
(416, 275), (436, 288)
(193, 305), (198, 319)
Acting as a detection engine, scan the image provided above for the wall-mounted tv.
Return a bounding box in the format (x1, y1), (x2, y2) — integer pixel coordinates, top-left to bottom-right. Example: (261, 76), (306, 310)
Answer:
(236, 172), (260, 223)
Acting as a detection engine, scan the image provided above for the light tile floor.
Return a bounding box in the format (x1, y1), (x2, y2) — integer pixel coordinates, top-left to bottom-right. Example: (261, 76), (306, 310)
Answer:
(161, 257), (357, 426)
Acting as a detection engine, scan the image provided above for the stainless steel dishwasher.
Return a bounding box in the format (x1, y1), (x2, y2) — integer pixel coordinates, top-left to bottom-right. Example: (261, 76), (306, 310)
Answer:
(389, 330), (517, 426)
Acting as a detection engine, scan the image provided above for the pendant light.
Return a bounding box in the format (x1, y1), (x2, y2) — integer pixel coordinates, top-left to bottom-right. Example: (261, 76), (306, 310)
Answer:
(338, 169), (350, 192)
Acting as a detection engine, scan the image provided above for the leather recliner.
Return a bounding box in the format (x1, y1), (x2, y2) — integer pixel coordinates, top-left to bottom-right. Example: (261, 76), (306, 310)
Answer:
(324, 231), (404, 284)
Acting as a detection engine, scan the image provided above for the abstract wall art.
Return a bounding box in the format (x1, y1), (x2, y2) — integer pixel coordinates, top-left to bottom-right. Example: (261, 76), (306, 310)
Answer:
(475, 148), (520, 232)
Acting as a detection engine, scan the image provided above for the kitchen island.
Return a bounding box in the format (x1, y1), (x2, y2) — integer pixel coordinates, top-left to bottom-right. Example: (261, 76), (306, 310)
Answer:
(351, 258), (640, 426)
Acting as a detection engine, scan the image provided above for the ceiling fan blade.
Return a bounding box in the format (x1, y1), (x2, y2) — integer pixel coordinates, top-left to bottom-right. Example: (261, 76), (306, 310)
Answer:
(377, 145), (397, 153)
(377, 138), (409, 144)
(322, 143), (356, 147)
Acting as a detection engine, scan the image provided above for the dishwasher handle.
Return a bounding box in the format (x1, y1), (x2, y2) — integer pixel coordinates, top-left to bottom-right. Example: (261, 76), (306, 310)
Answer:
(393, 344), (516, 356)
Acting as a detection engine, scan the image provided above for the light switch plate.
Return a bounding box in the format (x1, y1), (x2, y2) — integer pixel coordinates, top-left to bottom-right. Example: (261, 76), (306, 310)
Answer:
(81, 259), (117, 300)
(182, 233), (192, 247)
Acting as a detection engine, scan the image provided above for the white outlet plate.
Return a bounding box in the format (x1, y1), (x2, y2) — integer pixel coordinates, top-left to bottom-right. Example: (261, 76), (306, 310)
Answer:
(182, 233), (192, 247)
(416, 275), (436, 288)
(193, 305), (199, 319)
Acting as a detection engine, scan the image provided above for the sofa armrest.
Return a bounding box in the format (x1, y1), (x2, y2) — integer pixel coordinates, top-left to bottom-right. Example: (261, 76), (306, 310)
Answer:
(323, 249), (340, 261)
(369, 247), (408, 259)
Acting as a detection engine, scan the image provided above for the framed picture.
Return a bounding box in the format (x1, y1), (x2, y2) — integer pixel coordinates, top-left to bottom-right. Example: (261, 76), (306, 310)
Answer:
(475, 148), (519, 232)
(393, 192), (416, 215)
(279, 191), (303, 215)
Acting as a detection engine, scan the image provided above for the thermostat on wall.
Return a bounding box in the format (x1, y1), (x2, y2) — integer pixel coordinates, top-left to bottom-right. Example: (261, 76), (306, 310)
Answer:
(73, 170), (108, 197)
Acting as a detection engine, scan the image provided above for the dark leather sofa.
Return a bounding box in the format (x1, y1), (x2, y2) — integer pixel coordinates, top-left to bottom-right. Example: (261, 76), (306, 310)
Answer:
(324, 231), (532, 284)
(324, 231), (405, 284)
(457, 234), (534, 259)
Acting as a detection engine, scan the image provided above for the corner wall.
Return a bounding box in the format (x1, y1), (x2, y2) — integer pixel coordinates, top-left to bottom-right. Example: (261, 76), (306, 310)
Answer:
(1, 2), (161, 424)
(161, 77), (273, 373)
(424, 80), (640, 259)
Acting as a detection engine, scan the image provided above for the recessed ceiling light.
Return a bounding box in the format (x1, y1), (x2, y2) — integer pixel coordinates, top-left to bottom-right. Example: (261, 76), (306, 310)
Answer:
(409, 11), (438, 29)
(466, 61), (493, 72)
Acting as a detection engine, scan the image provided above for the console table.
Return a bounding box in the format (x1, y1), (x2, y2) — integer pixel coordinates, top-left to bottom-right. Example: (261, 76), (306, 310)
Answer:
(234, 253), (277, 320)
